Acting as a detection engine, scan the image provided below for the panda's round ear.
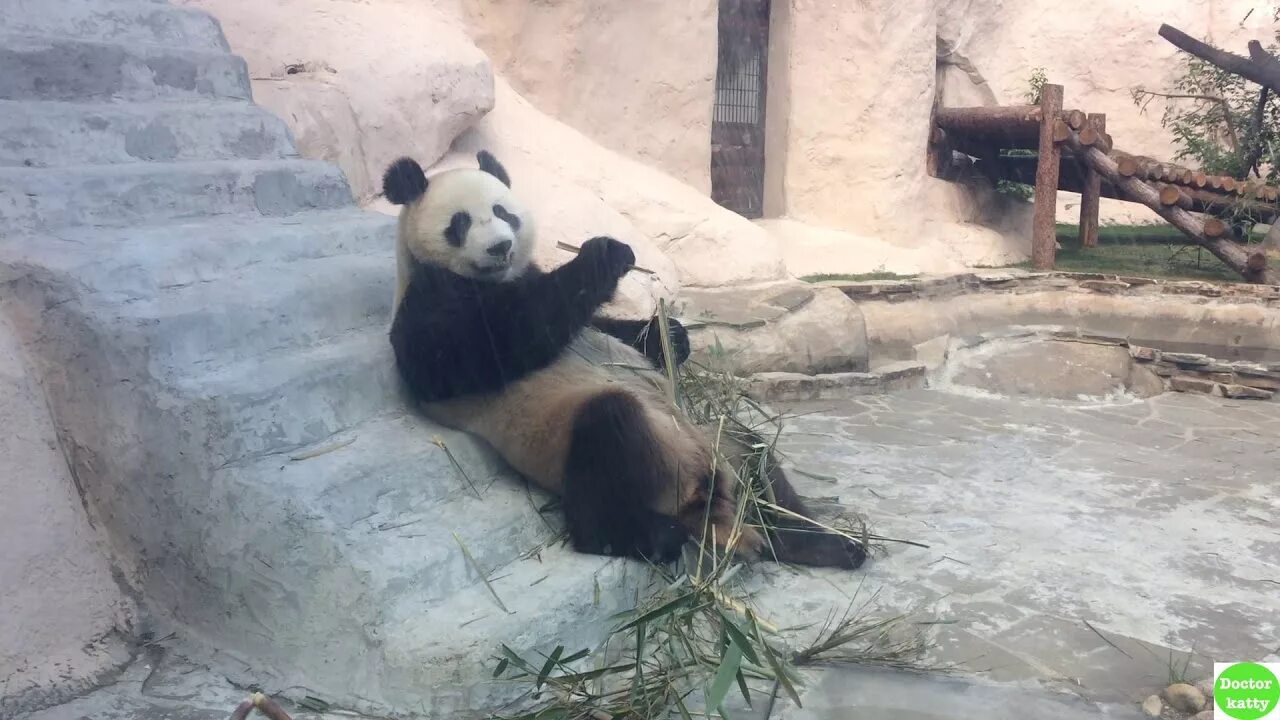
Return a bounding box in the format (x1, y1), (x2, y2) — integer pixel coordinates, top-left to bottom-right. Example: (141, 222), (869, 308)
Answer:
(383, 157), (427, 205)
(476, 150), (511, 188)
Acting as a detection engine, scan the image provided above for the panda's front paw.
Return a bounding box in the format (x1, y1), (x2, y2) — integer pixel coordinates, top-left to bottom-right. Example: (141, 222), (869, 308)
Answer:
(577, 236), (636, 287)
(662, 317), (691, 367)
(641, 316), (690, 369)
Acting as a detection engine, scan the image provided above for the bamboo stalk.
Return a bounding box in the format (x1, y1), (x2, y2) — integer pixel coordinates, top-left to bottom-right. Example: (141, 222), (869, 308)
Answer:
(556, 241), (656, 275)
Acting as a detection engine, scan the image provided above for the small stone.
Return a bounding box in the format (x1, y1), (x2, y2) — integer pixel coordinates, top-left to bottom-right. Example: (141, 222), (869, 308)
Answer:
(1163, 682), (1207, 713)
(1141, 694), (1163, 717)
(1170, 376), (1221, 395)
(1129, 345), (1160, 362)
(1193, 711), (1213, 720)
(1163, 352), (1211, 366)
(764, 287), (815, 313)
(1222, 384), (1274, 400)
(1080, 279), (1130, 293)
(1117, 275), (1158, 286)
(1196, 677), (1214, 699)
(1151, 362), (1177, 377)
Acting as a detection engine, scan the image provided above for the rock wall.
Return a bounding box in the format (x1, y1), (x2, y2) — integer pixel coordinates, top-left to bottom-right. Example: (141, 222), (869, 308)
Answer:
(458, 0), (718, 193)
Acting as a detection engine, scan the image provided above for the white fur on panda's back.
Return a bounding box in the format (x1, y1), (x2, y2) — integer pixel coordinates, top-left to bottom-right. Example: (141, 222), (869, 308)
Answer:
(421, 329), (709, 512)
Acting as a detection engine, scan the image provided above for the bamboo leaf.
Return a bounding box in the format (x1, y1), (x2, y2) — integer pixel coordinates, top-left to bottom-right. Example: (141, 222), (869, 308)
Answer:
(493, 658), (509, 678)
(616, 592), (697, 631)
(717, 610), (761, 665)
(535, 645), (564, 689)
(707, 643), (743, 717)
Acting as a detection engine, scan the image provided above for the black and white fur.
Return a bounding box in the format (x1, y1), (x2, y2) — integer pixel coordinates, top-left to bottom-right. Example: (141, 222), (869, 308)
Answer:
(385, 151), (865, 568)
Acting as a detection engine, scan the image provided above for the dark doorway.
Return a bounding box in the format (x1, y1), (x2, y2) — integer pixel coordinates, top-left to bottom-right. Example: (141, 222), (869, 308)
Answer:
(711, 0), (770, 219)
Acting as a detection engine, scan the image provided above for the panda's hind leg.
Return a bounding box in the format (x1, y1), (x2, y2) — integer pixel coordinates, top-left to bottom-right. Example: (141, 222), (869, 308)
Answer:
(562, 389), (689, 563)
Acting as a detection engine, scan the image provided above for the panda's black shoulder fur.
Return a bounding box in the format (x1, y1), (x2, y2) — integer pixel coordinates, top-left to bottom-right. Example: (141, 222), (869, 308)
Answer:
(391, 238), (633, 402)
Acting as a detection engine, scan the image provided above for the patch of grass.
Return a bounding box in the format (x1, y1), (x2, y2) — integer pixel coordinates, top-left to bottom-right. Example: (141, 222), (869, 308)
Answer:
(489, 323), (936, 720)
(801, 271), (919, 283)
(1031, 223), (1249, 282)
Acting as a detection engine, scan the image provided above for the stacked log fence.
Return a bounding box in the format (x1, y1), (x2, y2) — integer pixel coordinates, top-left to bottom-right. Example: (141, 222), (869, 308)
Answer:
(928, 82), (1278, 284)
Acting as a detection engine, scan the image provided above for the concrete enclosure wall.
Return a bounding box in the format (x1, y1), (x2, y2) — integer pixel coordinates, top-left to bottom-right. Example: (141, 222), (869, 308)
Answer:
(0, 315), (133, 715)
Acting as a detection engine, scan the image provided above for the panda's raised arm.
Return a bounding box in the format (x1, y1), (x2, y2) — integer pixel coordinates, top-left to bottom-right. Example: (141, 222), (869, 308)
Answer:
(391, 237), (636, 401)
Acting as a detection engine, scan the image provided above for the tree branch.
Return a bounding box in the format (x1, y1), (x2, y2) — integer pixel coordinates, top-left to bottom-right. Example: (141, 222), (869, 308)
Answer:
(1242, 86), (1271, 178)
(1159, 23), (1280, 94)
(1131, 89), (1240, 150)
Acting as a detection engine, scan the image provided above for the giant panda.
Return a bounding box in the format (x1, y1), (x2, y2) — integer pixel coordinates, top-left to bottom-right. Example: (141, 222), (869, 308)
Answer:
(383, 150), (866, 570)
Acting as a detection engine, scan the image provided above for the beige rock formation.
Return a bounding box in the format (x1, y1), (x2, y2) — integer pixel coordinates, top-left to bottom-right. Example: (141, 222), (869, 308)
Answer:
(458, 0), (717, 193)
(175, 0), (495, 205)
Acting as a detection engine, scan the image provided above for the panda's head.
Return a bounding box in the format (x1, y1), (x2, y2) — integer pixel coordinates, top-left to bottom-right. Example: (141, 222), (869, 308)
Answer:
(383, 150), (534, 282)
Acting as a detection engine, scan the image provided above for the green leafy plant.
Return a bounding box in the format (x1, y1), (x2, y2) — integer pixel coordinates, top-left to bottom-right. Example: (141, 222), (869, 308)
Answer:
(1024, 66), (1048, 105)
(1131, 45), (1280, 182)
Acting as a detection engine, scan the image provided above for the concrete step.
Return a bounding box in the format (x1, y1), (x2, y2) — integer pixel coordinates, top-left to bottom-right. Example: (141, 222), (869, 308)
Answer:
(1, 209), (395, 295)
(0, 100), (298, 167)
(176, 330), (400, 467)
(0, 159), (353, 228)
(0, 0), (229, 51)
(254, 429), (562, 608)
(116, 253), (394, 368)
(0, 33), (249, 102)
(379, 545), (651, 713)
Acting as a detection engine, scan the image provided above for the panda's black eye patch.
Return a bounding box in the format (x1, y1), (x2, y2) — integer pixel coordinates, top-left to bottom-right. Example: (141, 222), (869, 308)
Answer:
(445, 211), (472, 247)
(493, 204), (521, 231)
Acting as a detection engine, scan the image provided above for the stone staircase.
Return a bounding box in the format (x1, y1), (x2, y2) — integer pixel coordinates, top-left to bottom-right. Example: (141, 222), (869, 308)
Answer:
(0, 2), (647, 716)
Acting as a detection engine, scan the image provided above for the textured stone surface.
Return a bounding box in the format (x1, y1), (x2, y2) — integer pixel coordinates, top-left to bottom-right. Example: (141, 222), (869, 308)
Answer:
(684, 283), (870, 374)
(746, 362), (925, 402)
(0, 316), (134, 715)
(758, 389), (1280, 705)
(459, 0), (717, 192)
(1170, 376), (1221, 395)
(945, 338), (1165, 401)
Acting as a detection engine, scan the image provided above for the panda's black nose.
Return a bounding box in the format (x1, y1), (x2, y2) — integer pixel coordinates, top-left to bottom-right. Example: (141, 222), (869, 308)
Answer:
(486, 239), (512, 257)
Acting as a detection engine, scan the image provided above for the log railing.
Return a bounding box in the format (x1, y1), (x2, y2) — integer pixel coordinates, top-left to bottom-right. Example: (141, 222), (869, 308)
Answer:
(929, 82), (1278, 284)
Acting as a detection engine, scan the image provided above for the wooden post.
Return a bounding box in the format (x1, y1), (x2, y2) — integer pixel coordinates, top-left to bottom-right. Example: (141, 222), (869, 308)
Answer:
(1078, 112), (1105, 249)
(1032, 83), (1064, 269)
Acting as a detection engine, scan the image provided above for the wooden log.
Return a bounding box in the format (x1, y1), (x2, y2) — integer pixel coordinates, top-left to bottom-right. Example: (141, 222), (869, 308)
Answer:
(1203, 217), (1228, 238)
(1157, 183), (1193, 208)
(1061, 126), (1280, 284)
(1052, 119), (1071, 143)
(1063, 109), (1087, 130)
(934, 106), (1042, 135)
(926, 124), (946, 177)
(1079, 113), (1105, 249)
(1077, 125), (1101, 146)
(1032, 84), (1063, 270)
(1192, 171), (1209, 188)
(995, 154), (1280, 224)
(1179, 169), (1195, 184)
(1221, 176), (1238, 193)
(1117, 156), (1142, 177)
(1247, 252), (1268, 274)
